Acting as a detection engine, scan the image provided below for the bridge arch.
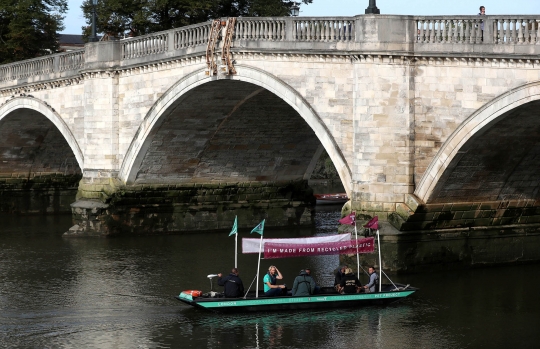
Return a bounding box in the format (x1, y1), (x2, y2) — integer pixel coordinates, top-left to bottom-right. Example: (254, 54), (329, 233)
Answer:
(119, 65), (352, 193)
(415, 81), (540, 203)
(0, 97), (84, 169)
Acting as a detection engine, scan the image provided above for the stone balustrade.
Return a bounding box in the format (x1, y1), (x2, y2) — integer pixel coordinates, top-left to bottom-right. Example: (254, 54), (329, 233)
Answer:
(0, 49), (84, 83)
(492, 17), (540, 44)
(293, 18), (355, 42)
(416, 16), (540, 44)
(174, 22), (212, 49)
(2, 15), (540, 86)
(122, 32), (169, 59)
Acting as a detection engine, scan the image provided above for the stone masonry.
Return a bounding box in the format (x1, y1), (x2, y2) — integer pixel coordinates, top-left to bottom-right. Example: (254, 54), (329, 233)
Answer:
(1, 15), (540, 247)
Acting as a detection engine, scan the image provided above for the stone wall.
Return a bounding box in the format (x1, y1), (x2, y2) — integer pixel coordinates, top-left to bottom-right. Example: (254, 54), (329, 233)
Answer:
(68, 179), (314, 236)
(0, 174), (81, 214)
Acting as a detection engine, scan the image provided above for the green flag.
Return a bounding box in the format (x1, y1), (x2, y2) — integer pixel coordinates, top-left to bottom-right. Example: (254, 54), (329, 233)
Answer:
(250, 219), (265, 235)
(229, 216), (238, 236)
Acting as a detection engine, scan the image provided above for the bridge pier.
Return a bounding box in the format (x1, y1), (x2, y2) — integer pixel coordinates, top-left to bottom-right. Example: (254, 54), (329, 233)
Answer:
(66, 175), (315, 236)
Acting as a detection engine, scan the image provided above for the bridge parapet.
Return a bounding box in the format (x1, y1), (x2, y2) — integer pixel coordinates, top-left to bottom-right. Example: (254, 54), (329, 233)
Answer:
(0, 49), (84, 82)
(2, 15), (540, 91)
(416, 16), (540, 45)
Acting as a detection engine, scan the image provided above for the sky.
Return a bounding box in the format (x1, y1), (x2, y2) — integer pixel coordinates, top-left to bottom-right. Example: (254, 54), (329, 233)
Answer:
(61, 0), (540, 34)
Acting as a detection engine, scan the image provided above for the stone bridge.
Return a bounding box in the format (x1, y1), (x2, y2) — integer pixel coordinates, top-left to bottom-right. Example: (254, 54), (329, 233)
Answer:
(2, 14), (540, 269)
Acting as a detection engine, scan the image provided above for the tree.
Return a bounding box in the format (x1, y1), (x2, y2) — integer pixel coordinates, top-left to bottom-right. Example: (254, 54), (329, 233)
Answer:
(0, 0), (67, 64)
(81, 0), (313, 39)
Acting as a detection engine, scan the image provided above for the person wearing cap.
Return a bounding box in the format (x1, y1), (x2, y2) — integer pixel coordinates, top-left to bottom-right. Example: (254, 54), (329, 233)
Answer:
(334, 265), (348, 293)
(363, 266), (379, 293)
(217, 268), (245, 298)
(291, 269), (316, 296)
(340, 268), (362, 294)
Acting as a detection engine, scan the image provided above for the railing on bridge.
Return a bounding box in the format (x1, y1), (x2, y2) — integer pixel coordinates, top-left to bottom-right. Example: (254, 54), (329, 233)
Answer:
(292, 18), (355, 42)
(236, 19), (287, 41)
(2, 15), (540, 85)
(416, 16), (540, 44)
(175, 22), (212, 48)
(0, 49), (84, 82)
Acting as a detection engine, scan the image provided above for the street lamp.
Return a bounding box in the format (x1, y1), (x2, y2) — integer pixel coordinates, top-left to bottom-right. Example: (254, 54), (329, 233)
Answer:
(90, 0), (98, 42)
(365, 0), (380, 14)
(291, 1), (300, 17)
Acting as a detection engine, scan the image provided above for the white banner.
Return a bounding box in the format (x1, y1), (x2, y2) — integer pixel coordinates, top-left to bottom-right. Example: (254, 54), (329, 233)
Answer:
(242, 233), (351, 254)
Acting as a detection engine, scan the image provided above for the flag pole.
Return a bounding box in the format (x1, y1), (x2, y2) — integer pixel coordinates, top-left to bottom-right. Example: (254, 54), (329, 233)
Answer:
(230, 216), (238, 269)
(255, 232), (263, 299)
(251, 219), (265, 299)
(354, 219), (360, 279)
(377, 229), (382, 293)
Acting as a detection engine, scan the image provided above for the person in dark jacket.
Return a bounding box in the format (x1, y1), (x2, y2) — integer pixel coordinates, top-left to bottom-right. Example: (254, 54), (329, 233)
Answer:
(304, 268), (320, 294)
(340, 268), (362, 294)
(217, 268), (244, 298)
(334, 265), (348, 293)
(292, 269), (316, 296)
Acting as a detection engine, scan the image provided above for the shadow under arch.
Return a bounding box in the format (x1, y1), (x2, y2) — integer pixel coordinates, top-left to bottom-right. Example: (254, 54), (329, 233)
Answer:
(415, 81), (540, 203)
(119, 65), (352, 194)
(0, 96), (84, 170)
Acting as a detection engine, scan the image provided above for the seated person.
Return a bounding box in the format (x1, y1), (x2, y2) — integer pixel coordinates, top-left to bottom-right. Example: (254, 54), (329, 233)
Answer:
(363, 266), (379, 293)
(292, 269), (316, 296)
(334, 265), (348, 293)
(217, 268), (244, 298)
(263, 265), (286, 296)
(304, 268), (320, 294)
(340, 268), (362, 294)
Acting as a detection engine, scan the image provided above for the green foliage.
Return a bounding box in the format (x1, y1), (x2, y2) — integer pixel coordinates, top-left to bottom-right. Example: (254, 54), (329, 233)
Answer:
(80, 0), (313, 39)
(0, 0), (67, 64)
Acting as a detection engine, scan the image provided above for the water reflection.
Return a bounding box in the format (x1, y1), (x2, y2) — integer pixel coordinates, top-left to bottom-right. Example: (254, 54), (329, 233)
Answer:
(1, 212), (540, 348)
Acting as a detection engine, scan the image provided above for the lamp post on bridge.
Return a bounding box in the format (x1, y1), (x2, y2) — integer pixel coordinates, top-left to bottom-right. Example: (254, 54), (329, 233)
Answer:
(291, 1), (301, 17)
(365, 0), (380, 14)
(90, 0), (98, 42)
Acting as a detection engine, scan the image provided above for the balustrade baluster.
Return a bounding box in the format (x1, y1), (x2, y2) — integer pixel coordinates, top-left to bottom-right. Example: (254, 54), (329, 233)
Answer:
(536, 20), (540, 44)
(511, 19), (517, 43)
(441, 19), (447, 43)
(509, 19), (514, 43)
(328, 20), (333, 41)
(523, 20), (529, 44)
(472, 19), (476, 44)
(467, 19), (473, 43)
(499, 19), (505, 43)
(492, 19), (498, 44)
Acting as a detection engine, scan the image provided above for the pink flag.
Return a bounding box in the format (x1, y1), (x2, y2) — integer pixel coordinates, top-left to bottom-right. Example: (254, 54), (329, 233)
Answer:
(363, 216), (379, 230)
(338, 211), (356, 225)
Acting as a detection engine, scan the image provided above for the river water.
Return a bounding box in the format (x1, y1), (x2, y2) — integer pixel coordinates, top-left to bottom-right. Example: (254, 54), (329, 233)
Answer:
(1, 209), (539, 349)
